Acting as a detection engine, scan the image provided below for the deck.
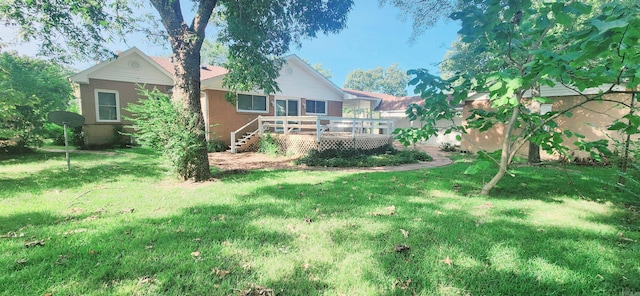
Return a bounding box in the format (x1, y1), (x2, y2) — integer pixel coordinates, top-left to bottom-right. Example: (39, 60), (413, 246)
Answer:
(230, 116), (395, 154)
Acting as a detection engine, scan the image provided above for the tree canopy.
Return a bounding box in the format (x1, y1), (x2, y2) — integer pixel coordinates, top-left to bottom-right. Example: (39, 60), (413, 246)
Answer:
(395, 0), (640, 195)
(343, 64), (409, 97)
(0, 52), (74, 150)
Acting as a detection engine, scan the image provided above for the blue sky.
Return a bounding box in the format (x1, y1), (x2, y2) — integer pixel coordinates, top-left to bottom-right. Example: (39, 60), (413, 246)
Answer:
(0, 1), (460, 93)
(290, 1), (460, 90)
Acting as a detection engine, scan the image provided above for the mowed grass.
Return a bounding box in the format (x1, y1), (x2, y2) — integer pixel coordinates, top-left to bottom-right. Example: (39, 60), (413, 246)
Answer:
(0, 148), (639, 295)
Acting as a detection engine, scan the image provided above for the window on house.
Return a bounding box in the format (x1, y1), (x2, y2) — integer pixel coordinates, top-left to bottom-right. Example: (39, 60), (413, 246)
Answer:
(95, 90), (120, 122)
(305, 100), (326, 115)
(237, 94), (267, 112)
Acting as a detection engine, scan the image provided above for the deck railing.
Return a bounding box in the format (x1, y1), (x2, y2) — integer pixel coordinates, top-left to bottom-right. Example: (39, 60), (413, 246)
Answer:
(231, 116), (395, 153)
(258, 116), (395, 142)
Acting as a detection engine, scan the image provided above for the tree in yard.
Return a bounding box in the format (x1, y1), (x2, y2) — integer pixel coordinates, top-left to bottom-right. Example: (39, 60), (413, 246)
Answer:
(1, 0), (354, 181)
(343, 64), (409, 97)
(395, 0), (640, 195)
(301, 58), (333, 79)
(200, 39), (228, 66)
(0, 52), (74, 151)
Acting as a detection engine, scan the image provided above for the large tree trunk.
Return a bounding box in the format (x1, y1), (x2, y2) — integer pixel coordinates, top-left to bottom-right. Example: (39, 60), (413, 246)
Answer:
(481, 105), (520, 195)
(171, 46), (211, 181)
(150, 0), (217, 181)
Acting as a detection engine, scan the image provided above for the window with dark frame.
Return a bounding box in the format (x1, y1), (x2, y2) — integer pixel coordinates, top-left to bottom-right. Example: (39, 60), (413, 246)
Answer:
(237, 94), (267, 112)
(305, 100), (326, 114)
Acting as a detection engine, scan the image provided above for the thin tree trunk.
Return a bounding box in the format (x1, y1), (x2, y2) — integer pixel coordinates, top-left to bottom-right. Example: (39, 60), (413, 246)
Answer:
(618, 92), (636, 185)
(481, 105), (520, 195)
(528, 88), (541, 164)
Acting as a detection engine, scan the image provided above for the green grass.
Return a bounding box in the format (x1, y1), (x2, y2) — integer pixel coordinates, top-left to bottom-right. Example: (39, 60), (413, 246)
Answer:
(1, 149), (639, 295)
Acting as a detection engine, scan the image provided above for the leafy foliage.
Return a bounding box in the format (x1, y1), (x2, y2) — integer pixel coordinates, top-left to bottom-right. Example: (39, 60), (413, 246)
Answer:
(0, 52), (74, 150)
(296, 144), (431, 167)
(126, 88), (209, 180)
(0, 0), (140, 63)
(343, 64), (409, 97)
(219, 0), (354, 95)
(397, 0), (640, 195)
(258, 133), (280, 156)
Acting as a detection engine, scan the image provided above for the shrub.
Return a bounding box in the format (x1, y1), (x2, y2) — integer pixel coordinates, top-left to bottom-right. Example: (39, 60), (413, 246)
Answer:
(126, 88), (207, 180)
(440, 142), (458, 152)
(207, 138), (227, 152)
(296, 144), (432, 167)
(258, 133), (280, 156)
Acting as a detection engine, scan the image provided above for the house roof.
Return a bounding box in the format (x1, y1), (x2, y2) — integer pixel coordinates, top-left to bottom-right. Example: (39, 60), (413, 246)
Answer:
(148, 56), (227, 80)
(342, 89), (426, 112)
(71, 47), (227, 84)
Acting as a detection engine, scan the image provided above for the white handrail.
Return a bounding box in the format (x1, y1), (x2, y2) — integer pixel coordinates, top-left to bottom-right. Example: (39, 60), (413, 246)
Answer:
(230, 116), (260, 153)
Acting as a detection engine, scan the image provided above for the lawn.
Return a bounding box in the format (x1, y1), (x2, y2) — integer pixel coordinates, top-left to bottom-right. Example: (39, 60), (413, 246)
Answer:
(0, 148), (638, 295)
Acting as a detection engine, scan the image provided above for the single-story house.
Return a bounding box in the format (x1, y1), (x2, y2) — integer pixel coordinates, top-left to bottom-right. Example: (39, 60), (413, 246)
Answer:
(71, 47), (394, 153)
(461, 84), (635, 159)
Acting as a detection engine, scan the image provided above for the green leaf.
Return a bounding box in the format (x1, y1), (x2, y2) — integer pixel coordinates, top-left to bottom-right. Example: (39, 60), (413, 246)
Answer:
(592, 19), (630, 33)
(608, 121), (627, 131)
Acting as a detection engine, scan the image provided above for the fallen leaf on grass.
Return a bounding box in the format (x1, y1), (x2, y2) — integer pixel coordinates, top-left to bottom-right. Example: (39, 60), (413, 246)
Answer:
(191, 250), (201, 257)
(138, 276), (156, 285)
(95, 207), (106, 213)
(400, 229), (409, 238)
(302, 263), (310, 270)
(214, 268), (230, 279)
(440, 256), (453, 266)
(119, 208), (135, 214)
(304, 218), (313, 223)
(25, 240), (45, 248)
(16, 258), (28, 264)
(1, 232), (24, 239)
(393, 279), (412, 290)
(393, 244), (411, 253)
(240, 285), (274, 296)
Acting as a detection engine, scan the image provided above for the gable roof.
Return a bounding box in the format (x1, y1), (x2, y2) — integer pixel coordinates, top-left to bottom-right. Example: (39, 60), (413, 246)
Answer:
(148, 56), (227, 80)
(71, 47), (227, 84)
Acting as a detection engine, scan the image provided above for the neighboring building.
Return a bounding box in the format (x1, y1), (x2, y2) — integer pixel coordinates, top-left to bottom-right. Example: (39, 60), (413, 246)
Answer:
(71, 47), (346, 147)
(343, 89), (462, 147)
(461, 85), (635, 159)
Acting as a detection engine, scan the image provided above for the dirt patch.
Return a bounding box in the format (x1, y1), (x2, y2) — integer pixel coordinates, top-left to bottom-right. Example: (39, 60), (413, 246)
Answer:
(208, 144), (453, 172)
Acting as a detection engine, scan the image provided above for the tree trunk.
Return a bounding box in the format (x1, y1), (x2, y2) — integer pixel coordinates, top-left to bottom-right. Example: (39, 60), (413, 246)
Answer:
(528, 141), (541, 164)
(481, 105), (520, 195)
(150, 0), (217, 181)
(618, 92), (636, 185)
(172, 46), (211, 181)
(528, 88), (541, 164)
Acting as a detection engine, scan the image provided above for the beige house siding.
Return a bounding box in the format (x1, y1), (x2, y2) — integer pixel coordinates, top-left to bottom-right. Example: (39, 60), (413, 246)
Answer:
(206, 90), (344, 146)
(461, 93), (634, 159)
(80, 79), (171, 145)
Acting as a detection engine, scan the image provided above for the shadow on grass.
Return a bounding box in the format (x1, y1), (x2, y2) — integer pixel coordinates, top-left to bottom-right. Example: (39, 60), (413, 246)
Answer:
(0, 211), (62, 233)
(0, 150), (167, 197)
(1, 163), (638, 295)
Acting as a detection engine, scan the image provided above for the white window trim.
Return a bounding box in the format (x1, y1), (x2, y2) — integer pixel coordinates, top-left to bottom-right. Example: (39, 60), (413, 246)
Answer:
(305, 99), (327, 115)
(236, 93), (269, 114)
(95, 89), (121, 122)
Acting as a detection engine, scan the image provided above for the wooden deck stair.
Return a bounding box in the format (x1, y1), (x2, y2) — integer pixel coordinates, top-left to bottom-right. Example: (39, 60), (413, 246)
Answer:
(229, 130), (260, 152)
